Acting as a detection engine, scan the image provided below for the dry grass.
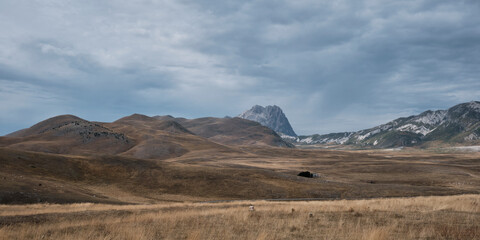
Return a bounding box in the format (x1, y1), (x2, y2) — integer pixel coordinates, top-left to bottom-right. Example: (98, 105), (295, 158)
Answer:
(1, 194), (479, 240)
(3, 146), (480, 205)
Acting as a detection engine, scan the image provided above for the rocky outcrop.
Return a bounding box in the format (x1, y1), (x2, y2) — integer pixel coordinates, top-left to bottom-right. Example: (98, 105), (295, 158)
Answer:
(238, 105), (297, 136)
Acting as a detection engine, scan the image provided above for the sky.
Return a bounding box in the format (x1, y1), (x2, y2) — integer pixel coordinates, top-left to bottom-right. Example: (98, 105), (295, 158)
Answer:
(1, 0), (480, 136)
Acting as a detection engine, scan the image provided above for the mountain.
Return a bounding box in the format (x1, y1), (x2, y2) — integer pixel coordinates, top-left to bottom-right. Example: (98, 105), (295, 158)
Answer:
(0, 112), (293, 159)
(0, 114), (219, 159)
(153, 116), (294, 148)
(238, 105), (297, 137)
(285, 101), (480, 148)
(286, 132), (354, 145)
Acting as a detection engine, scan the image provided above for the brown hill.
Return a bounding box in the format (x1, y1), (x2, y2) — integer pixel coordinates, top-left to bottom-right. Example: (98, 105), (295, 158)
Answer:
(0, 114), (234, 160)
(0, 115), (132, 155)
(1, 114), (291, 160)
(154, 116), (294, 147)
(105, 114), (231, 160)
(113, 114), (193, 135)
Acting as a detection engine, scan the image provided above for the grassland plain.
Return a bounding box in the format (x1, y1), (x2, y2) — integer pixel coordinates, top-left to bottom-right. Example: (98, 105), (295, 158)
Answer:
(2, 146), (480, 204)
(0, 194), (479, 240)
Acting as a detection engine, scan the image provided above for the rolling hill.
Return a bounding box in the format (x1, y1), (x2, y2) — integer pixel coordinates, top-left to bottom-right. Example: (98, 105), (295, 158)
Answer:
(0, 113), (292, 160)
(154, 115), (293, 148)
(2, 115), (132, 155)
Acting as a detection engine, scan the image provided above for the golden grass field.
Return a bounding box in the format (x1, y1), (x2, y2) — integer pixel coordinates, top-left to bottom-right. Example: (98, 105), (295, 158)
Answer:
(0, 194), (478, 240)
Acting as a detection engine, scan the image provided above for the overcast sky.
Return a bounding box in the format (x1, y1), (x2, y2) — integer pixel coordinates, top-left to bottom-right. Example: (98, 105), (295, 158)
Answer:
(1, 0), (479, 135)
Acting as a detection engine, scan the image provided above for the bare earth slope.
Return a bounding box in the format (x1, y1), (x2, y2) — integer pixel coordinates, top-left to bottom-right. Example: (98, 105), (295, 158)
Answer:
(154, 115), (293, 147)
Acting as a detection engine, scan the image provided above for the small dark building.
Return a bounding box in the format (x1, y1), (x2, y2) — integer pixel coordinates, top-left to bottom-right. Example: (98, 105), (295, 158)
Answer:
(298, 171), (313, 178)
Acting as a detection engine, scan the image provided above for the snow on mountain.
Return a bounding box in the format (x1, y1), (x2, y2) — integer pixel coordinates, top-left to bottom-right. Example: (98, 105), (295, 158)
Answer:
(357, 129), (381, 140)
(412, 110), (447, 125)
(300, 137), (313, 144)
(320, 137), (348, 144)
(284, 132), (354, 145)
(468, 101), (480, 112)
(328, 135), (352, 144)
(279, 133), (297, 140)
(395, 124), (435, 136)
(286, 101), (480, 148)
(465, 133), (479, 141)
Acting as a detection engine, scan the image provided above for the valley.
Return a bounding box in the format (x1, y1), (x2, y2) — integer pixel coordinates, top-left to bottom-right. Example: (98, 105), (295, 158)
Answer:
(1, 145), (479, 204)
(2, 0), (480, 238)
(1, 104), (479, 239)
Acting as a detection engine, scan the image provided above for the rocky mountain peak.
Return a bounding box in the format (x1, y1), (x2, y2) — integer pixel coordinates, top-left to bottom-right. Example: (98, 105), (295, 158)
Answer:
(238, 105), (297, 137)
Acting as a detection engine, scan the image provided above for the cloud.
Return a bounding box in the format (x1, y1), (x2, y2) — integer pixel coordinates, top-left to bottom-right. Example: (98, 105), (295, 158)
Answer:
(0, 0), (479, 135)
(0, 79), (70, 134)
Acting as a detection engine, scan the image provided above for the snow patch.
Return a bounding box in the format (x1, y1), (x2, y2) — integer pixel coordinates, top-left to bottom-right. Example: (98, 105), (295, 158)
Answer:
(280, 133), (297, 140)
(320, 136), (350, 144)
(300, 137), (313, 144)
(464, 133), (479, 141)
(396, 124), (434, 136)
(380, 124), (393, 131)
(413, 110), (446, 125)
(468, 101), (480, 112)
(335, 136), (350, 144)
(290, 133), (353, 145)
(357, 129), (381, 140)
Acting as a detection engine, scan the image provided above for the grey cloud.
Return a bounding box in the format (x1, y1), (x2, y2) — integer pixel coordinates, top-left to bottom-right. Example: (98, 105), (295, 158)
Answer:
(1, 0), (480, 135)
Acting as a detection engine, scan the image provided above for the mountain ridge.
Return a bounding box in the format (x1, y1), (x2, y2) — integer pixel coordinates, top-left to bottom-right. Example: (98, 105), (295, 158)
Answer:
(285, 101), (480, 148)
(0, 113), (293, 159)
(153, 115), (294, 148)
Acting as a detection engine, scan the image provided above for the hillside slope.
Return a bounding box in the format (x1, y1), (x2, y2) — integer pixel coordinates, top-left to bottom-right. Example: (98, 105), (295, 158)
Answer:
(154, 115), (294, 148)
(1, 115), (132, 155)
(0, 113), (293, 160)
